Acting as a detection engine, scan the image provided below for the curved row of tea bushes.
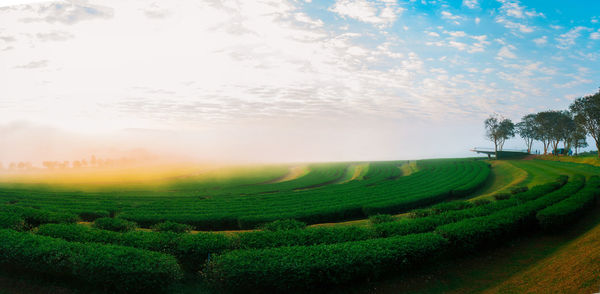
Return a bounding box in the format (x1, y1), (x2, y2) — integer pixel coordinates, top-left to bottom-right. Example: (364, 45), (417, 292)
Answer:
(38, 177), (567, 265)
(0, 204), (78, 227)
(374, 177), (566, 237)
(237, 161), (491, 229)
(536, 176), (600, 231)
(203, 233), (448, 293)
(220, 163), (350, 196)
(36, 223), (231, 271)
(360, 161), (490, 215)
(0, 229), (183, 293)
(0, 211), (25, 230)
(0, 160), (486, 230)
(93, 217), (138, 232)
(203, 176), (581, 292)
(435, 175), (584, 251)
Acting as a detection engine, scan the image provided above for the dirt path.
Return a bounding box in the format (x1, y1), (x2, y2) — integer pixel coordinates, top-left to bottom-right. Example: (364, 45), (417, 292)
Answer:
(269, 165), (309, 183)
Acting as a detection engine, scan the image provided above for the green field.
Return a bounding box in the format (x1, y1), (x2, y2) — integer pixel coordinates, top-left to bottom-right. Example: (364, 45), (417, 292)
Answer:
(0, 156), (599, 293)
(0, 159), (490, 230)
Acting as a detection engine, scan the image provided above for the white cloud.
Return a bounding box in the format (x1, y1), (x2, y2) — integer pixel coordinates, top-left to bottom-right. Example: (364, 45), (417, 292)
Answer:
(475, 17), (480, 24)
(0, 0), (65, 7)
(495, 17), (534, 33)
(441, 11), (462, 24)
(497, 0), (543, 19)
(591, 30), (600, 40)
(446, 31), (467, 37)
(294, 12), (324, 27)
(329, 0), (404, 28)
(448, 41), (467, 51)
(556, 26), (589, 49)
(533, 36), (547, 45)
(426, 33), (489, 53)
(427, 31), (440, 37)
(462, 0), (478, 9)
(14, 59), (48, 69)
(497, 46), (517, 59)
(18, 1), (114, 24)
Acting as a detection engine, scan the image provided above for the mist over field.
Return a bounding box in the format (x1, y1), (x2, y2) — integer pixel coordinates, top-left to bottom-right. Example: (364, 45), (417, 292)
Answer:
(1, 119), (495, 165)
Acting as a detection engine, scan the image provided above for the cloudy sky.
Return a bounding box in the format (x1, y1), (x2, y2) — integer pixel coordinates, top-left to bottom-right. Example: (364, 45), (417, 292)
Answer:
(0, 0), (599, 163)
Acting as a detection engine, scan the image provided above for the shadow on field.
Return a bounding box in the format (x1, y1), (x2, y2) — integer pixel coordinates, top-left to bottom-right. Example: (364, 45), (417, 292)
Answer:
(2, 203), (600, 294)
(335, 202), (600, 294)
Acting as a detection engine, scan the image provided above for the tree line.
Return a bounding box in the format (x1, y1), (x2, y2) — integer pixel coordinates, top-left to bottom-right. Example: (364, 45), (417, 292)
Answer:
(485, 89), (600, 157)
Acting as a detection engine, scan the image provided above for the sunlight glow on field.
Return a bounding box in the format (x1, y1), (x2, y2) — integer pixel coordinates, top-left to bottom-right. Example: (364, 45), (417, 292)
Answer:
(0, 162), (289, 189)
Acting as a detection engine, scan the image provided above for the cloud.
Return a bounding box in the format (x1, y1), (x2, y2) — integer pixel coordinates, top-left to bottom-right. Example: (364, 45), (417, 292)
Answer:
(440, 11), (463, 25)
(294, 12), (324, 28)
(462, 0), (478, 9)
(497, 0), (543, 19)
(142, 3), (169, 19)
(556, 26), (589, 49)
(475, 17), (480, 24)
(14, 59), (48, 69)
(19, 1), (114, 24)
(36, 30), (74, 41)
(497, 46), (517, 59)
(591, 30), (600, 40)
(329, 0), (404, 28)
(0, 32), (17, 50)
(0, 0), (597, 160)
(446, 31), (466, 37)
(426, 32), (489, 53)
(495, 17), (534, 33)
(533, 36), (547, 45)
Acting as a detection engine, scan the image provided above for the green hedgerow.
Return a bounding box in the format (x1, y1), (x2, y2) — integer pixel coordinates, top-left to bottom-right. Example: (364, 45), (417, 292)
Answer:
(93, 217), (138, 232)
(151, 221), (193, 233)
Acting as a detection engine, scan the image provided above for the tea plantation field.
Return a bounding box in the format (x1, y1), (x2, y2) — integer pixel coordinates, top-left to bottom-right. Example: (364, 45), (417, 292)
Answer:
(0, 157), (599, 293)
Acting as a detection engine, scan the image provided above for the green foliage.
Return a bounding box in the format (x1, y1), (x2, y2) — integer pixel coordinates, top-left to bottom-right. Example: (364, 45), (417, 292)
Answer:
(204, 233), (448, 292)
(77, 210), (110, 221)
(472, 199), (491, 206)
(260, 219), (306, 231)
(93, 217), (138, 232)
(494, 193), (511, 200)
(151, 221), (193, 233)
(570, 90), (600, 153)
(0, 205), (78, 227)
(235, 225), (376, 250)
(536, 176), (600, 231)
(0, 160), (490, 230)
(369, 214), (396, 224)
(0, 229), (183, 293)
(435, 175), (585, 251)
(510, 186), (528, 194)
(0, 212), (25, 231)
(36, 223), (231, 272)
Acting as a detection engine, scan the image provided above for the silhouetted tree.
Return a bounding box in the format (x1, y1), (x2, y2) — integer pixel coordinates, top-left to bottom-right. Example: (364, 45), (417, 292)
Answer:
(534, 111), (562, 155)
(485, 114), (515, 158)
(571, 127), (588, 155)
(516, 113), (537, 153)
(570, 89), (600, 157)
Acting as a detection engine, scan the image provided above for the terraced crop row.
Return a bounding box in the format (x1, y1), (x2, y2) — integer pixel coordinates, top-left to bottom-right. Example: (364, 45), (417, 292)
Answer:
(3, 172), (598, 293)
(35, 176), (567, 266)
(204, 175), (596, 292)
(0, 160), (490, 229)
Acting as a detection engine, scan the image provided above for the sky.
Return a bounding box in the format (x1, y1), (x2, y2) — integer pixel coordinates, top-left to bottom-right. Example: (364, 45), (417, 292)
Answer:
(0, 0), (599, 164)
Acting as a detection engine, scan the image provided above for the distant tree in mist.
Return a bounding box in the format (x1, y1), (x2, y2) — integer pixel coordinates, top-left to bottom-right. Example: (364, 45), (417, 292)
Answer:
(484, 114), (515, 157)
